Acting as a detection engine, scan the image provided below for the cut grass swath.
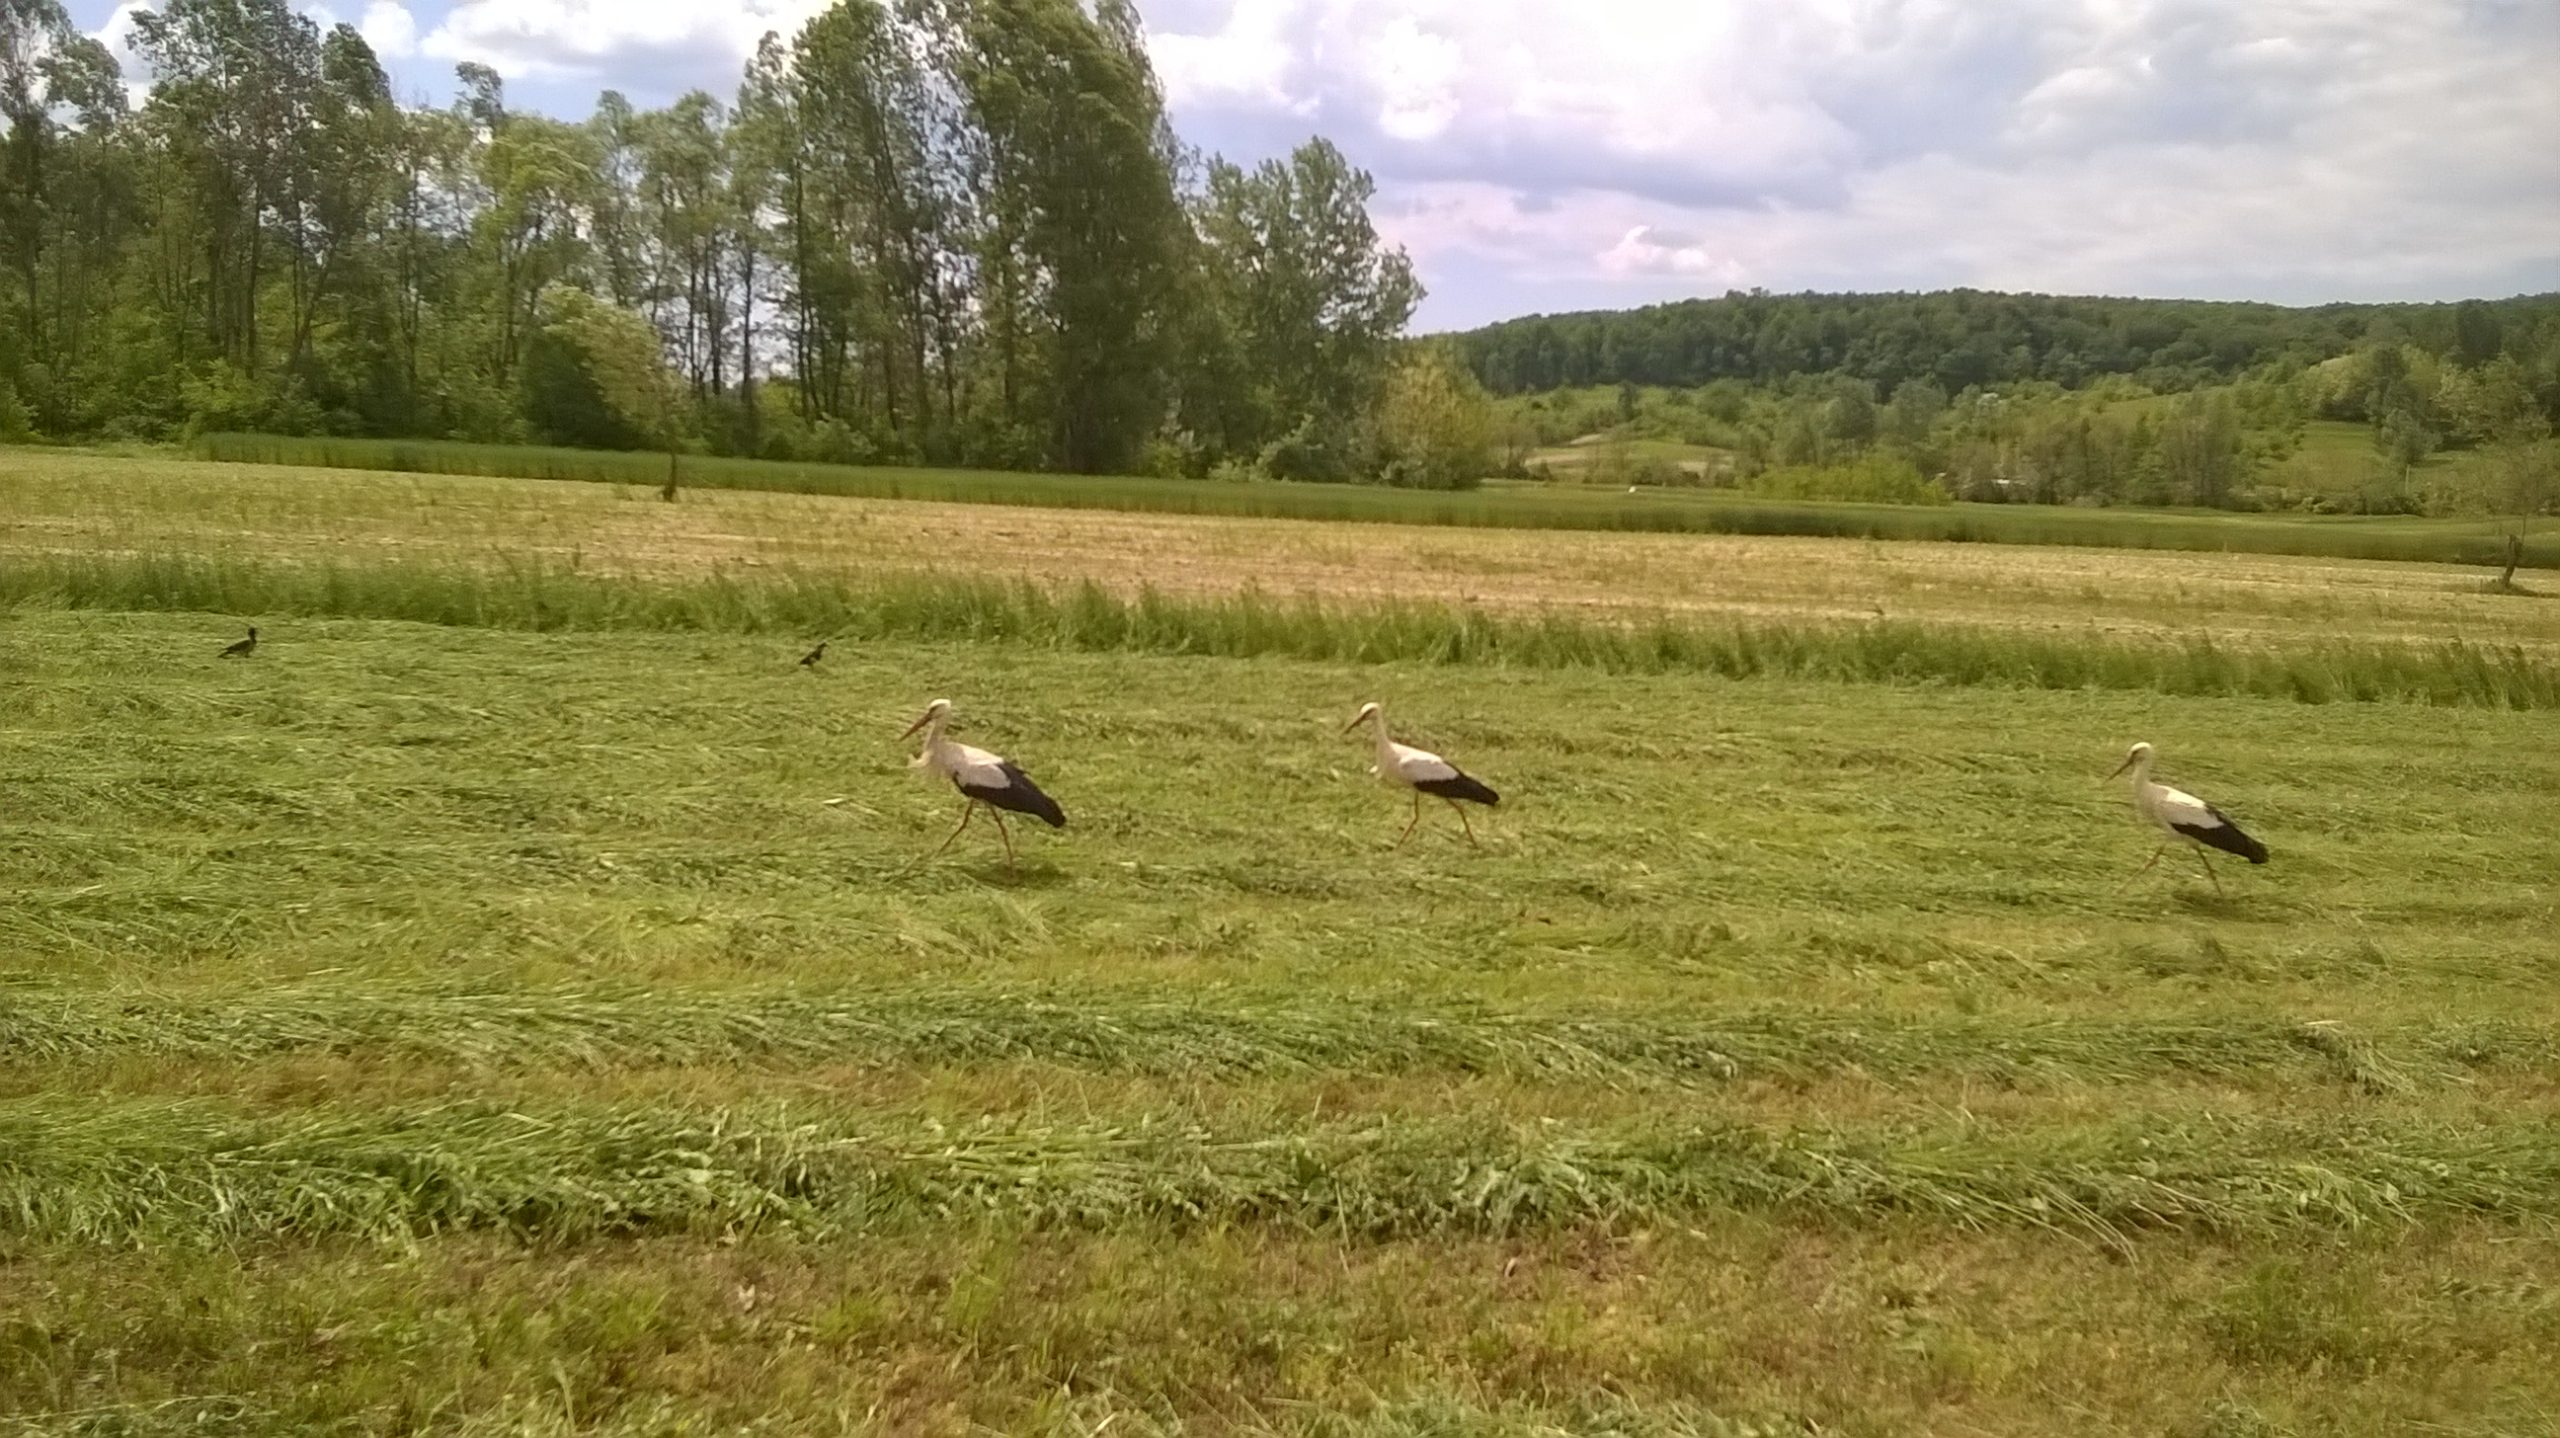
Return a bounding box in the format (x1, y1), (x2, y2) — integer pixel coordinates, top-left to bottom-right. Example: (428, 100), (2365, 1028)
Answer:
(6, 551), (2553, 708)
(6, 1098), (2553, 1248)
(187, 432), (2560, 570)
(4, 985), (2545, 1092)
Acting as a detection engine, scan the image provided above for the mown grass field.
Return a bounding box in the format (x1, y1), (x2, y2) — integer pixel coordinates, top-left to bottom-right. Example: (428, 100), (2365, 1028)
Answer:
(2, 451), (2557, 1435)
(12, 450), (2560, 656)
(175, 435), (2560, 569)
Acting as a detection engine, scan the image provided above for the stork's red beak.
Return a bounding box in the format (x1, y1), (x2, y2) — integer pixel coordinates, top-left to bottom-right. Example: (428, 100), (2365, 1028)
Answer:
(1341, 715), (1365, 735)
(900, 712), (933, 740)
(2105, 754), (2136, 780)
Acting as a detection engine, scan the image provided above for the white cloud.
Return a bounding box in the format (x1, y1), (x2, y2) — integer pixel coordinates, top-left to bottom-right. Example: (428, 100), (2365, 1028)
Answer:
(1599, 225), (1747, 285)
(222, 0), (2551, 326)
(360, 0), (418, 59)
(1152, 0), (1307, 112)
(1148, 0), (1874, 202)
(1145, 0), (2560, 324)
(420, 0), (834, 83)
(90, 0), (159, 108)
(1365, 16), (1462, 141)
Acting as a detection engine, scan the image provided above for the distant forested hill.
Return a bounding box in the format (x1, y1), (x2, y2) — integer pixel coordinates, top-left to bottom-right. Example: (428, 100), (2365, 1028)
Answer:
(1448, 290), (2560, 395)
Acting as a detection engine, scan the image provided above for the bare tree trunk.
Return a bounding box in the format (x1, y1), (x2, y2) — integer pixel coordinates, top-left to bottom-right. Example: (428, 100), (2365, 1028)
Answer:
(738, 245), (758, 454)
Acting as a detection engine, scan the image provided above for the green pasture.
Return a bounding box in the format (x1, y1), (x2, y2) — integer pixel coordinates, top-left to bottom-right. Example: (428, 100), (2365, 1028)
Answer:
(1, 458), (2554, 1434)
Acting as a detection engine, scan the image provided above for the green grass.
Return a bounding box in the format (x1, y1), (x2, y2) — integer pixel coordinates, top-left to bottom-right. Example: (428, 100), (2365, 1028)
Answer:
(1523, 435), (1735, 475)
(2259, 419), (2497, 503)
(21, 446), (2560, 658)
(7, 550), (2553, 708)
(13, 982), (2542, 1090)
(9, 1097), (2553, 1248)
(181, 433), (2560, 568)
(6, 1229), (2549, 1438)
(3, 479), (2557, 1431)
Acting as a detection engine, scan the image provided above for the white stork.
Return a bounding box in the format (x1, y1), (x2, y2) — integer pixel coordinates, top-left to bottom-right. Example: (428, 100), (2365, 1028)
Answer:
(900, 698), (1066, 866)
(2109, 741), (2268, 894)
(1343, 702), (1501, 846)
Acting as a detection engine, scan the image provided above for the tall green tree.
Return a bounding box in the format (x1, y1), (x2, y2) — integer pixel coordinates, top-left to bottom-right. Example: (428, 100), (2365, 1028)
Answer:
(790, 0), (938, 451)
(1369, 345), (1493, 490)
(2, 0), (124, 406)
(2462, 357), (2558, 587)
(0, 0), (1449, 473)
(2157, 392), (2246, 507)
(521, 281), (684, 456)
(130, 0), (332, 375)
(281, 25), (394, 379)
(462, 73), (598, 389)
(1191, 137), (1419, 457)
(631, 91), (733, 395)
(944, 0), (1189, 472)
(727, 35), (792, 455)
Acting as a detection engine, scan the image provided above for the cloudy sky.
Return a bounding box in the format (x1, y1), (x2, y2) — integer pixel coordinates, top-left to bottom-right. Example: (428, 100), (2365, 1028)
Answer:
(72, 0), (2560, 330)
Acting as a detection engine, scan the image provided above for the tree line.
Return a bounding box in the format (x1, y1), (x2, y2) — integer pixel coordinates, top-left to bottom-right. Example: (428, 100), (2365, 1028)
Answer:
(0, 0), (1484, 481)
(1452, 289), (2560, 411)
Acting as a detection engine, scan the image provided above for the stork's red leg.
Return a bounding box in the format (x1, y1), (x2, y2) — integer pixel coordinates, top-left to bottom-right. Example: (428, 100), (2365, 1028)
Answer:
(1451, 800), (1479, 848)
(924, 801), (975, 861)
(991, 808), (1017, 867)
(2117, 841), (2165, 891)
(2192, 846), (2223, 896)
(1396, 791), (1423, 848)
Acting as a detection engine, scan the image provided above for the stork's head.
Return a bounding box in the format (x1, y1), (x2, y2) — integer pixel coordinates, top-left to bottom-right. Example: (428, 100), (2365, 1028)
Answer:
(901, 698), (952, 740)
(1341, 701), (1382, 735)
(2107, 741), (2155, 779)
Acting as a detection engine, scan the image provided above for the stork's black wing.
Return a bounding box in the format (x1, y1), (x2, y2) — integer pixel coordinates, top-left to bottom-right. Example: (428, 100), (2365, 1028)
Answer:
(960, 762), (1067, 828)
(1414, 771), (1499, 806)
(2173, 805), (2268, 864)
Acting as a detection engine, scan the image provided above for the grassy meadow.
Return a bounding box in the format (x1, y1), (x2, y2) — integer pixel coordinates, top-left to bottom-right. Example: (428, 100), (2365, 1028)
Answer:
(1520, 436), (1735, 479)
(2, 449), (2557, 1434)
(181, 434), (2560, 570)
(12, 450), (2560, 656)
(2257, 419), (2499, 506)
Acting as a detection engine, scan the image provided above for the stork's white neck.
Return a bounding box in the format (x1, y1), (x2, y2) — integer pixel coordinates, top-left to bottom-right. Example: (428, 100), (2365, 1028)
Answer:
(913, 709), (954, 769)
(1365, 710), (1397, 764)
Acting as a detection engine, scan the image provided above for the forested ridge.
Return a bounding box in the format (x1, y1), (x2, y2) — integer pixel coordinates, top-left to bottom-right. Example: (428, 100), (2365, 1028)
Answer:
(0, 0), (1467, 480)
(1457, 292), (2560, 522)
(1450, 290), (2560, 398)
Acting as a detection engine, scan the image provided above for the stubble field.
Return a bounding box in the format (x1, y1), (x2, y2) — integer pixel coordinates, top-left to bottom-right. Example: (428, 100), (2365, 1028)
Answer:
(2, 449), (2556, 1435)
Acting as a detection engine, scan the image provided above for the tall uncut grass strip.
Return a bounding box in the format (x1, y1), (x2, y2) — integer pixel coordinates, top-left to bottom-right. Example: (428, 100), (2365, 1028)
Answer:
(4, 1098), (2553, 1247)
(6, 552), (2553, 709)
(5, 986), (2545, 1093)
(189, 432), (2560, 571)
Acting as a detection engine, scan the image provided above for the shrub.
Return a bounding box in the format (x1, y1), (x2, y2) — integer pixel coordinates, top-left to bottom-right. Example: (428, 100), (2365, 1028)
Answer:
(0, 380), (32, 442)
(1137, 428), (1210, 479)
(178, 364), (323, 439)
(1366, 346), (1492, 489)
(1259, 414), (1358, 483)
(1743, 452), (1952, 505)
